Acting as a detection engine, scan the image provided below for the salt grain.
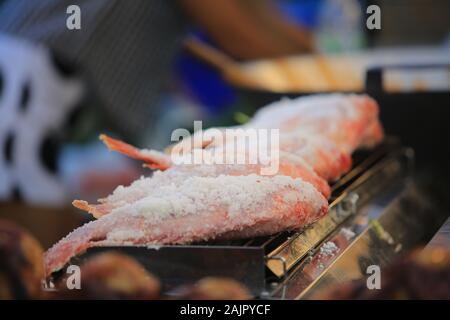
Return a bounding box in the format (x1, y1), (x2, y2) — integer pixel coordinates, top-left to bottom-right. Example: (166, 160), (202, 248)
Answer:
(320, 241), (338, 257)
(340, 227), (355, 240)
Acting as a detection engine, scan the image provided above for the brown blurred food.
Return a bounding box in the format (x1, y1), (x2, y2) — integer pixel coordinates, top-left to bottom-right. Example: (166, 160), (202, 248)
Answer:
(315, 246), (450, 299)
(177, 277), (252, 300)
(0, 217), (253, 300)
(0, 219), (45, 299)
(53, 252), (161, 300)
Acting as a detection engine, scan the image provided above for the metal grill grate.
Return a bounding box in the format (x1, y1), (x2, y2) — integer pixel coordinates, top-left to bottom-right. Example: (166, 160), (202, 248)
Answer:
(68, 138), (411, 296)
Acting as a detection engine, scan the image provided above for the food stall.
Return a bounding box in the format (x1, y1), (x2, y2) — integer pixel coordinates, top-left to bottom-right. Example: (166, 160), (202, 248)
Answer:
(1, 0), (450, 302)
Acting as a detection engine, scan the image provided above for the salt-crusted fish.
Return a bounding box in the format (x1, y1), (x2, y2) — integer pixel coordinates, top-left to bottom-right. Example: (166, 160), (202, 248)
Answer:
(45, 175), (328, 275)
(45, 93), (384, 276)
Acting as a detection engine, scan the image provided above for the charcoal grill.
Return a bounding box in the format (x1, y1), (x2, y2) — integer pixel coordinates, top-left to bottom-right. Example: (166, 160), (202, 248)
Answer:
(61, 137), (448, 298)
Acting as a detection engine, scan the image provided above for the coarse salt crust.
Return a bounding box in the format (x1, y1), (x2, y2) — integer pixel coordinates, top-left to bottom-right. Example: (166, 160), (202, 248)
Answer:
(106, 229), (145, 242)
(107, 174), (324, 226)
(320, 241), (338, 256)
(100, 155), (328, 213)
(249, 94), (361, 128)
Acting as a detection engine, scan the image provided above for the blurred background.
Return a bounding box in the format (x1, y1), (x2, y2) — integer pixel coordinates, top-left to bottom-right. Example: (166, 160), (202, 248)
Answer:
(0, 0), (449, 248)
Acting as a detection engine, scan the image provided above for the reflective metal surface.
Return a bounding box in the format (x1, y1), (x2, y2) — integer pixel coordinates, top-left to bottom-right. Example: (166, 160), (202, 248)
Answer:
(427, 217), (450, 249)
(265, 143), (410, 279)
(269, 154), (449, 299)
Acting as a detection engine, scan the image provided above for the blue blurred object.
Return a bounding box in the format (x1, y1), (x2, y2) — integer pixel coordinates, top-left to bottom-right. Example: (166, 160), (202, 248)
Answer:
(277, 0), (323, 29)
(175, 32), (236, 115)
